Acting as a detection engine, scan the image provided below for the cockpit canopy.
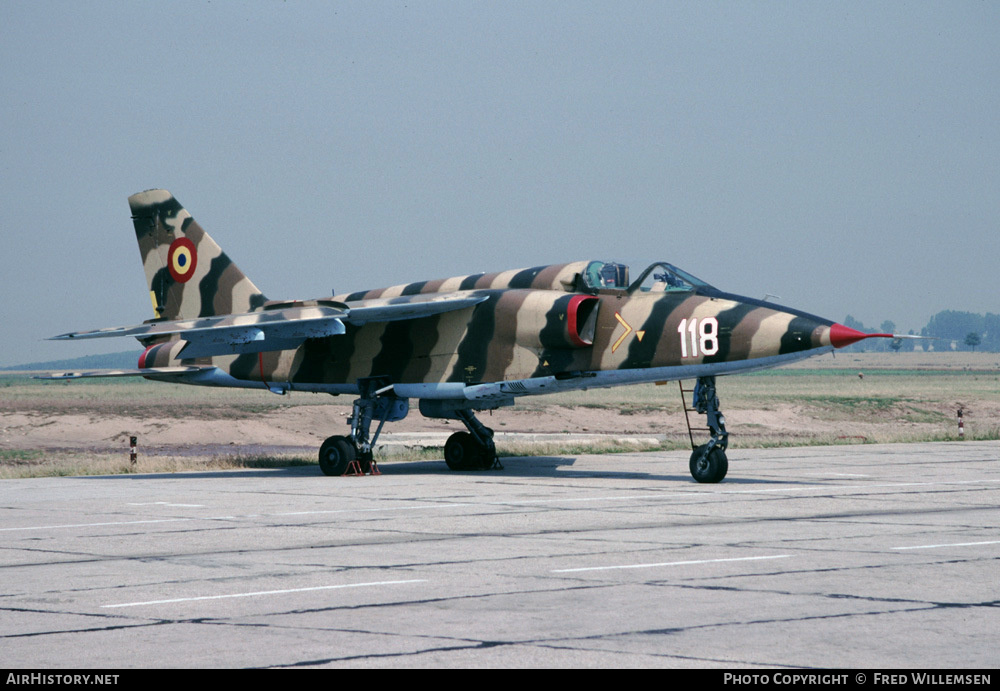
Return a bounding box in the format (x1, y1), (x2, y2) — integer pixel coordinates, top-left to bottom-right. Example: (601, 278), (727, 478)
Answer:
(583, 261), (629, 289)
(582, 260), (714, 294)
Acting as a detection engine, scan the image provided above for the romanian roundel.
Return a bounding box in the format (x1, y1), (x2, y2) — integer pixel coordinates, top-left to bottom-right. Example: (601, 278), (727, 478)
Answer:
(167, 237), (198, 283)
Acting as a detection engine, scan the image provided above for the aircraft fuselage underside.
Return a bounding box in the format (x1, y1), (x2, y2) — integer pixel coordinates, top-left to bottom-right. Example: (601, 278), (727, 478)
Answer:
(151, 346), (832, 405)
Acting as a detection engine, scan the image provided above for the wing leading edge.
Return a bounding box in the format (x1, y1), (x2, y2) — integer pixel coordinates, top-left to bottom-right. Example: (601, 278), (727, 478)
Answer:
(48, 292), (488, 360)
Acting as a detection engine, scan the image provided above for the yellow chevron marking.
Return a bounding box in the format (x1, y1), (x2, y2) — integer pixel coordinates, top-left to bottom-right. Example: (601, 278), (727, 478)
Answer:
(612, 312), (633, 353)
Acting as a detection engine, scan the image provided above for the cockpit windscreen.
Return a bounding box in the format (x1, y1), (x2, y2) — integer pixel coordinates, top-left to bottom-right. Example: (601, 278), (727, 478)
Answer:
(582, 260), (713, 293)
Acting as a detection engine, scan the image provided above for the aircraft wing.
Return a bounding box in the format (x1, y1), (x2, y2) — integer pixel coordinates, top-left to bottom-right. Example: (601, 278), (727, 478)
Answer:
(342, 293), (488, 325)
(48, 292), (488, 359)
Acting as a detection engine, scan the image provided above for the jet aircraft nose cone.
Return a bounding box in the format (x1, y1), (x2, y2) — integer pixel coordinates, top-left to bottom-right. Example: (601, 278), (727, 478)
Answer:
(828, 323), (894, 349)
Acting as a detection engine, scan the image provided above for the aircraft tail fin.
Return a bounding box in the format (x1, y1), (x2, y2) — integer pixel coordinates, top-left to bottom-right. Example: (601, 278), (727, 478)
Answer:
(129, 189), (267, 322)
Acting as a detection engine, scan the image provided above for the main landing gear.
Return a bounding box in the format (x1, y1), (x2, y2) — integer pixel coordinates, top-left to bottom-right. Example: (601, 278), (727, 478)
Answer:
(681, 375), (729, 483)
(317, 379), (505, 476)
(444, 409), (502, 471)
(318, 378), (408, 477)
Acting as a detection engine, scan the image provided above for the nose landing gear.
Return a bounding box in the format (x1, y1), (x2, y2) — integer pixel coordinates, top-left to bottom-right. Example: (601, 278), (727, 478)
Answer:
(681, 376), (729, 483)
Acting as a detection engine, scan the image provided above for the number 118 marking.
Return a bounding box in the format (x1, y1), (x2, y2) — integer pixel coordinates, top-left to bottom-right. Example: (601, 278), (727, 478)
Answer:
(678, 317), (719, 358)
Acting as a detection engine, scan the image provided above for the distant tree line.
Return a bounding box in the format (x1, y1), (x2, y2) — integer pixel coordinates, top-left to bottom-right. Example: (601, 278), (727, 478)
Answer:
(1, 351), (142, 371)
(840, 310), (1000, 352)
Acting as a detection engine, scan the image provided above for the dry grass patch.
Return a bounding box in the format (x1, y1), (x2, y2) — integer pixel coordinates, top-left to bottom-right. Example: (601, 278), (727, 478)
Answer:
(4, 352), (998, 478)
(0, 449), (317, 479)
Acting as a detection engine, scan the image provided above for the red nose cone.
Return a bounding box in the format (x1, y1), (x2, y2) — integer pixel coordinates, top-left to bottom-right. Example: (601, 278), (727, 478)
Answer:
(829, 323), (894, 349)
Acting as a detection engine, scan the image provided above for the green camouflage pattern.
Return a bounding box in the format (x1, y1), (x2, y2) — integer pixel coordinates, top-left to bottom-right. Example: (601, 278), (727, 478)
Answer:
(122, 190), (842, 397)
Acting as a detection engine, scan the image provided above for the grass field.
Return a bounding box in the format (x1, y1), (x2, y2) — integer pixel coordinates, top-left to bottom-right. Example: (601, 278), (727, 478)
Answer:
(2, 352), (997, 477)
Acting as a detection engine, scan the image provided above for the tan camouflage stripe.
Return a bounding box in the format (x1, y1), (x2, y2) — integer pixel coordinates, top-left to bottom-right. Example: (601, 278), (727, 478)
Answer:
(814, 323), (834, 348)
(419, 307), (478, 380)
(726, 306), (773, 362)
(748, 311), (797, 359)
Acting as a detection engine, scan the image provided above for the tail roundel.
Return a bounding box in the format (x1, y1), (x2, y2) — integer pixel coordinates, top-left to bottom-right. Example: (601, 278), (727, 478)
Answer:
(128, 190), (267, 321)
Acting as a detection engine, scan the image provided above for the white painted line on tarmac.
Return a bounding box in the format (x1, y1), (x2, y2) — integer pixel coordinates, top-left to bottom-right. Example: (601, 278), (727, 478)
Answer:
(713, 479), (1000, 495)
(892, 540), (1000, 551)
(274, 503), (472, 516)
(102, 579), (428, 608)
(0, 518), (190, 532)
(551, 554), (792, 573)
(0, 505), (472, 533)
(127, 502), (206, 507)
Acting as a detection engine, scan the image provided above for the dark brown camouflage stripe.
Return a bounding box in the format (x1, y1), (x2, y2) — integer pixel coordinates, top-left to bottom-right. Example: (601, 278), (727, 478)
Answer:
(700, 301), (764, 365)
(780, 316), (824, 355)
(448, 293), (497, 383)
(483, 289), (531, 381)
(370, 320), (412, 379)
(643, 294), (711, 368)
(622, 292), (689, 368)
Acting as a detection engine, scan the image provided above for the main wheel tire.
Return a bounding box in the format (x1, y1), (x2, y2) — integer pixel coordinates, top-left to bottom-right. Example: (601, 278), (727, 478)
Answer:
(689, 445), (728, 483)
(319, 435), (356, 476)
(444, 432), (482, 471)
(475, 427), (496, 469)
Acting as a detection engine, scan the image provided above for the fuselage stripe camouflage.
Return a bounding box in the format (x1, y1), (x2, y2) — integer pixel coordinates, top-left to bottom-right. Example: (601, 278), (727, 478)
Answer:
(124, 191), (843, 393)
(700, 301), (760, 364)
(449, 293), (497, 383)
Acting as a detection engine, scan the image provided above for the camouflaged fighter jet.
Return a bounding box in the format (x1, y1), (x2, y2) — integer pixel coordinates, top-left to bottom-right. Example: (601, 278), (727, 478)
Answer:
(45, 189), (898, 483)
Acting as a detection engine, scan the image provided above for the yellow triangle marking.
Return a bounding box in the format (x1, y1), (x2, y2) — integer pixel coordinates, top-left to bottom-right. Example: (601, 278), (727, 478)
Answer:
(636, 330), (645, 342)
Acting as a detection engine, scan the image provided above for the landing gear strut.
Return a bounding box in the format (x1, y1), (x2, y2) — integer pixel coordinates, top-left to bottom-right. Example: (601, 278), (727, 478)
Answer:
(319, 378), (408, 476)
(681, 376), (729, 483)
(444, 409), (502, 471)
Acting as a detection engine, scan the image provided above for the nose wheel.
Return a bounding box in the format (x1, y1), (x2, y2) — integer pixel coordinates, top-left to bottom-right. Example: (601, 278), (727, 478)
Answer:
(681, 376), (729, 483)
(689, 444), (728, 483)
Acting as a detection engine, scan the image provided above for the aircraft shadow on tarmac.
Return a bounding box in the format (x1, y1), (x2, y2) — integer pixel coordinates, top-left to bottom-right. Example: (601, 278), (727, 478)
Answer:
(80, 455), (813, 485)
(378, 456), (811, 484)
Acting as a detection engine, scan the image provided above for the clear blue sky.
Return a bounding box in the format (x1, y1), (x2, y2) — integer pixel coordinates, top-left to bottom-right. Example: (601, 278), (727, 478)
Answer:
(2, 1), (998, 366)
